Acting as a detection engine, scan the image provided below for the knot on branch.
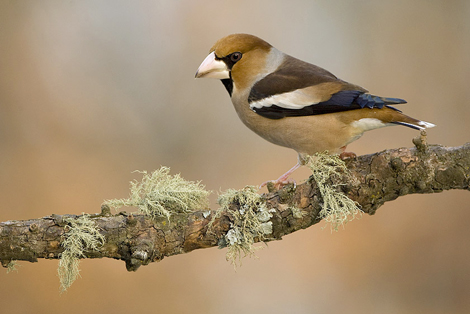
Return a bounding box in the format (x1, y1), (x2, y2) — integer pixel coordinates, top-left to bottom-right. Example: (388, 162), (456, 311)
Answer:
(126, 239), (157, 272)
(412, 130), (428, 152)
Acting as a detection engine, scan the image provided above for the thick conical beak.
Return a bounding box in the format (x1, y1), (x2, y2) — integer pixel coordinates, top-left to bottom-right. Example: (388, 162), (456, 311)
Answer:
(195, 51), (230, 79)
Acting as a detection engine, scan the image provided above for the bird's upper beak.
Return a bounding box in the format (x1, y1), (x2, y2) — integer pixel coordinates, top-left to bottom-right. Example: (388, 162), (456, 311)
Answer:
(195, 51), (230, 79)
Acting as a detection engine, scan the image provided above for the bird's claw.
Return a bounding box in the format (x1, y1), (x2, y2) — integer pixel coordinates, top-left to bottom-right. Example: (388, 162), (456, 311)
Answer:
(339, 151), (357, 160)
(259, 178), (296, 192)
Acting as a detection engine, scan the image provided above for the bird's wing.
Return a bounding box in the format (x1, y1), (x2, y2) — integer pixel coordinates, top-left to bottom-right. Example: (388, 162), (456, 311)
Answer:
(248, 56), (406, 120)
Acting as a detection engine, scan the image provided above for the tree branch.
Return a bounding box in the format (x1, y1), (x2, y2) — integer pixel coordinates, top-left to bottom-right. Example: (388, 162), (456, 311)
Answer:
(1, 135), (469, 271)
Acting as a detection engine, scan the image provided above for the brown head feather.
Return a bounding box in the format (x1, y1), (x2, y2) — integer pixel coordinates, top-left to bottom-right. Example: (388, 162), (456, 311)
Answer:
(209, 34), (274, 91)
(210, 33), (272, 56)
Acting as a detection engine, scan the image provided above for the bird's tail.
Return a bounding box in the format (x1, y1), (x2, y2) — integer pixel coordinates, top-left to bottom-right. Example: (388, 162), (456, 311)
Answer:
(390, 114), (436, 130)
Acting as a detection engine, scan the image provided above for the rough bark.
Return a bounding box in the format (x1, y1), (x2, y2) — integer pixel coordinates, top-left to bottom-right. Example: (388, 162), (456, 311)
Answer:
(1, 135), (469, 271)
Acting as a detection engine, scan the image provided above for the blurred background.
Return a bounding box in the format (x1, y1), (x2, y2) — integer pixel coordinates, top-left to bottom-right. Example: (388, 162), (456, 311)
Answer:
(1, 1), (469, 313)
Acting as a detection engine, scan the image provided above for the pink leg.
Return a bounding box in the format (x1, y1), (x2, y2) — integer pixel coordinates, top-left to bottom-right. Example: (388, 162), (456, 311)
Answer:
(260, 162), (301, 189)
(339, 146), (357, 160)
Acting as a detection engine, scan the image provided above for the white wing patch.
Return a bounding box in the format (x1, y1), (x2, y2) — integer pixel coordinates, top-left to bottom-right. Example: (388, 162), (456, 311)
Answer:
(249, 87), (323, 110)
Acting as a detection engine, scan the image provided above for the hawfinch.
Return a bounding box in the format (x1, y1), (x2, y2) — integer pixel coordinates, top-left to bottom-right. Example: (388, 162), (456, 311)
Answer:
(195, 34), (435, 186)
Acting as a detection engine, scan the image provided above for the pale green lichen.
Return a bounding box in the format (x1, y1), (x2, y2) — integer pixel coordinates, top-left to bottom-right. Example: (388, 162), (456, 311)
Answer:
(306, 153), (362, 231)
(6, 260), (19, 273)
(217, 186), (274, 268)
(104, 167), (211, 220)
(58, 214), (105, 292)
(291, 206), (307, 219)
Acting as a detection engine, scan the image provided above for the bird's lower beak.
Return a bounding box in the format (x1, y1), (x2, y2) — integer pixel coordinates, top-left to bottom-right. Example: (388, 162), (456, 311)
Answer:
(195, 51), (230, 79)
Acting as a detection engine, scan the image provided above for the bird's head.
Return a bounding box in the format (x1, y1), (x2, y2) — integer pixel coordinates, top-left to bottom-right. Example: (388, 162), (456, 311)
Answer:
(195, 34), (274, 91)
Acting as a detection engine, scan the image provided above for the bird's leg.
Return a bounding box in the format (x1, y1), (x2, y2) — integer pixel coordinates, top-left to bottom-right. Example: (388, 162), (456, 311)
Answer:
(339, 146), (357, 160)
(259, 162), (301, 189)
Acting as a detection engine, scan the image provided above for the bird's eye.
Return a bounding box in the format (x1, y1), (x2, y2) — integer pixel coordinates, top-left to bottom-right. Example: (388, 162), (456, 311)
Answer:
(230, 52), (242, 63)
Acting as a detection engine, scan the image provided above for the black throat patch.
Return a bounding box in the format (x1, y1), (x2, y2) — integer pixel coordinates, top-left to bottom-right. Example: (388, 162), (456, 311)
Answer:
(220, 78), (233, 97)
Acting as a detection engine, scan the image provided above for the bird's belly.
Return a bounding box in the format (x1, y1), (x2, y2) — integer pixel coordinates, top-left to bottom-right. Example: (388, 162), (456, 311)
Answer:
(239, 110), (362, 155)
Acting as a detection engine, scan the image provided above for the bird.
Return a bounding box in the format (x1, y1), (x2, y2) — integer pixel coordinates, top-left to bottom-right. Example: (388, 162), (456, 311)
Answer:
(195, 33), (435, 187)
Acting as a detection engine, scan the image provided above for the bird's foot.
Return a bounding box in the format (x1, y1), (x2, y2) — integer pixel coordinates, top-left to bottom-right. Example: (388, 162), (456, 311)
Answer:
(260, 178), (297, 191)
(339, 146), (357, 160)
(339, 151), (357, 160)
(259, 162), (301, 191)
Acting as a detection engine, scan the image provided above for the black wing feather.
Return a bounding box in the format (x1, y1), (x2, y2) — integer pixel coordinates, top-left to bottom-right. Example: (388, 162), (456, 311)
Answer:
(251, 90), (407, 120)
(244, 54), (407, 119)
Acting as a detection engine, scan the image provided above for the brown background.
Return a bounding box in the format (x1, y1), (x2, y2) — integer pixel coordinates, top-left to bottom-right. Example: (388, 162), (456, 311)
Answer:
(1, 1), (469, 313)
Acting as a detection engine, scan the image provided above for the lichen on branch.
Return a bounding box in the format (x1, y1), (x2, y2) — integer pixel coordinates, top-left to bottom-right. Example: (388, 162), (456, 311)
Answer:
(216, 186), (274, 268)
(104, 167), (211, 220)
(306, 153), (362, 231)
(0, 142), (468, 288)
(58, 214), (105, 292)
